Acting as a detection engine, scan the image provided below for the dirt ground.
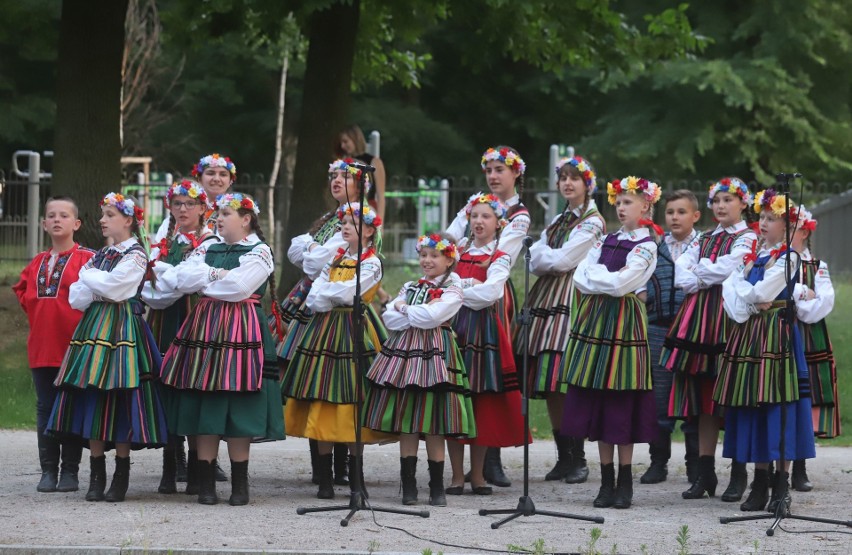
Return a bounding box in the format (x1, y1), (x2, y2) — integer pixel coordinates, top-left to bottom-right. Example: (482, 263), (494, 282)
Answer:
(1, 430), (850, 554)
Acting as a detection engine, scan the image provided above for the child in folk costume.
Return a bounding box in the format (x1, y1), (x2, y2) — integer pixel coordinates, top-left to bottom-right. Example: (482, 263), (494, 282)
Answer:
(790, 206), (837, 492)
(159, 193), (284, 506)
(47, 193), (168, 503)
(141, 180), (218, 495)
(715, 190), (815, 513)
(640, 191), (702, 485)
(363, 234), (476, 507)
(280, 159), (365, 487)
(281, 202), (392, 500)
(560, 177), (662, 509)
(446, 194), (529, 496)
(446, 146), (531, 487)
(661, 178), (757, 501)
(14, 197), (94, 493)
(522, 156), (605, 483)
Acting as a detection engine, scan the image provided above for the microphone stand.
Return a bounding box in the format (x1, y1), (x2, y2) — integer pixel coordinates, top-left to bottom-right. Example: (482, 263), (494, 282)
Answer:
(296, 168), (429, 526)
(720, 173), (851, 535)
(478, 236), (605, 529)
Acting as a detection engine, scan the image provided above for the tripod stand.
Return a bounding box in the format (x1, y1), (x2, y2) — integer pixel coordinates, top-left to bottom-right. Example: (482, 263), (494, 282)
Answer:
(719, 173), (851, 535)
(296, 164), (429, 526)
(479, 236), (605, 529)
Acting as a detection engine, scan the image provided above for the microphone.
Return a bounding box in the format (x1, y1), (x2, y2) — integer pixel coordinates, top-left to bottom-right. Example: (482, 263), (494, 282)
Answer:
(523, 236), (535, 248)
(348, 160), (376, 173)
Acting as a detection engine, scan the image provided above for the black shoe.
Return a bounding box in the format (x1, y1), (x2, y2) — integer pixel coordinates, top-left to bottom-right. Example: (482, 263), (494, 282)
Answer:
(640, 432), (671, 484)
(740, 468), (769, 512)
(613, 464), (634, 509)
(214, 459), (228, 482)
(682, 455), (717, 499)
(545, 430), (573, 481)
(483, 447), (511, 487)
(400, 456), (418, 505)
(427, 460), (446, 507)
(684, 430), (699, 483)
(197, 459), (218, 505)
(316, 453), (335, 499)
(333, 442), (350, 486)
(767, 472), (792, 514)
(104, 456), (130, 502)
(85, 455), (107, 502)
(229, 460), (249, 506)
(309, 439), (320, 485)
(721, 461), (747, 502)
(593, 463), (616, 508)
(564, 437), (590, 484)
(36, 431), (60, 493)
(175, 438), (188, 482)
(185, 450), (199, 495)
(791, 460), (813, 492)
(348, 455), (369, 500)
(56, 439), (83, 492)
(158, 448), (177, 494)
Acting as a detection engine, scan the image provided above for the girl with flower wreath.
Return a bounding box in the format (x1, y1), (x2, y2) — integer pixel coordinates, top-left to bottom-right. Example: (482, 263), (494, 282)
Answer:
(519, 156), (605, 484)
(141, 179), (219, 495)
(363, 233), (476, 507)
(281, 202), (392, 501)
(158, 193), (284, 506)
(446, 194), (529, 496)
(714, 190), (815, 513)
(661, 177), (757, 502)
(46, 193), (168, 503)
(446, 145), (531, 488)
(559, 177), (662, 509)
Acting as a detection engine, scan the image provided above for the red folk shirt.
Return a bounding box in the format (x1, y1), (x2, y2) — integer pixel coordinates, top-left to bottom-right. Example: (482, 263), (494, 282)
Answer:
(13, 244), (96, 368)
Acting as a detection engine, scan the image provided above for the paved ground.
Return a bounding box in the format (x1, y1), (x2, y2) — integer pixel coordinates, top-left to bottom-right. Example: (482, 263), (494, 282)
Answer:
(1, 430), (851, 554)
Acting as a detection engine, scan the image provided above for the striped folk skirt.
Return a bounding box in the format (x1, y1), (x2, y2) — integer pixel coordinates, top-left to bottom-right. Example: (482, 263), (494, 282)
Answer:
(362, 326), (476, 437)
(513, 272), (575, 398)
(47, 301), (167, 447)
(453, 305), (518, 393)
(800, 321), (841, 438)
(661, 285), (730, 376)
(273, 277), (314, 361)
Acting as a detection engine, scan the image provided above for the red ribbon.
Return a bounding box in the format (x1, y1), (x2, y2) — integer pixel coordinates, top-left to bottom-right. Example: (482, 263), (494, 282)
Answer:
(152, 238), (170, 261)
(748, 221), (761, 232)
(742, 239), (759, 265)
(270, 302), (285, 342)
(427, 288), (444, 301)
(183, 232), (203, 250)
(638, 218), (664, 236)
(770, 244), (788, 259)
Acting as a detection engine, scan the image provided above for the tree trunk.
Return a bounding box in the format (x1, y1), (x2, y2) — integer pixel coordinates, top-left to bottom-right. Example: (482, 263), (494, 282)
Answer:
(269, 52), (290, 264)
(53, 0), (129, 248)
(279, 0), (360, 294)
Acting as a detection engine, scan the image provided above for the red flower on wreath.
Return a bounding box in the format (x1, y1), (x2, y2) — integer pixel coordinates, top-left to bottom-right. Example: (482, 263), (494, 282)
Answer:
(240, 198), (253, 210)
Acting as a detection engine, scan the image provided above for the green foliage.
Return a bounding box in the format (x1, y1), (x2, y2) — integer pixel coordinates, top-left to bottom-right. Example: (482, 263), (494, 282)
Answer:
(580, 527), (603, 555)
(508, 538), (548, 555)
(676, 524), (690, 555)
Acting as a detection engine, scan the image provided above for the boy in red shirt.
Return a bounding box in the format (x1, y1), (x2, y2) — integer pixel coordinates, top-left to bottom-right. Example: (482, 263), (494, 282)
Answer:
(13, 196), (95, 493)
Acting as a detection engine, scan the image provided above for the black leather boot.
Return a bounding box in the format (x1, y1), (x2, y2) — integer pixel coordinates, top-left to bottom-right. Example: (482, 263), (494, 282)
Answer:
(400, 456), (418, 505)
(316, 453), (334, 499)
(739, 468), (769, 511)
(348, 455), (369, 500)
(791, 460), (813, 492)
(309, 439), (320, 485)
(214, 459), (228, 482)
(229, 460), (249, 506)
(682, 455), (717, 499)
(640, 432), (670, 484)
(720, 461), (747, 502)
(175, 437), (188, 482)
(185, 450), (199, 495)
(593, 463), (616, 508)
(545, 430), (573, 481)
(613, 464), (634, 509)
(85, 455), (107, 502)
(767, 471), (792, 514)
(483, 447), (511, 487)
(684, 430), (699, 483)
(564, 437), (590, 484)
(158, 446), (177, 494)
(36, 431), (60, 493)
(104, 456), (130, 502)
(427, 460), (446, 507)
(333, 442), (350, 485)
(56, 439), (83, 492)
(197, 459), (218, 505)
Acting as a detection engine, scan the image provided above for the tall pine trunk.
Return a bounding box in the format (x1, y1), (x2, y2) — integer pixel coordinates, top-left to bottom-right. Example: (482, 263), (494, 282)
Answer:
(53, 0), (129, 248)
(279, 0), (360, 293)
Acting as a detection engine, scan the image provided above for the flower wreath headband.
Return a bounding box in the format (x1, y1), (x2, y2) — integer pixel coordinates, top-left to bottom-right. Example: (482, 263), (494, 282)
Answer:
(214, 193), (260, 215)
(707, 177), (752, 208)
(753, 189), (816, 230)
(165, 179), (209, 208)
(328, 158), (372, 192)
(101, 192), (145, 226)
(481, 147), (526, 175)
(336, 202), (382, 227)
(555, 156), (596, 192)
(416, 234), (460, 262)
(464, 193), (509, 227)
(191, 153), (237, 182)
(606, 176), (662, 205)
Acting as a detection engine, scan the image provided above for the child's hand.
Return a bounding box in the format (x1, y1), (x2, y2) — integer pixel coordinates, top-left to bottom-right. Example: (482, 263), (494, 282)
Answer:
(755, 302), (773, 311)
(394, 301), (407, 312)
(469, 278), (483, 286)
(218, 269), (229, 279)
(804, 288), (816, 301)
(636, 291), (647, 302)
